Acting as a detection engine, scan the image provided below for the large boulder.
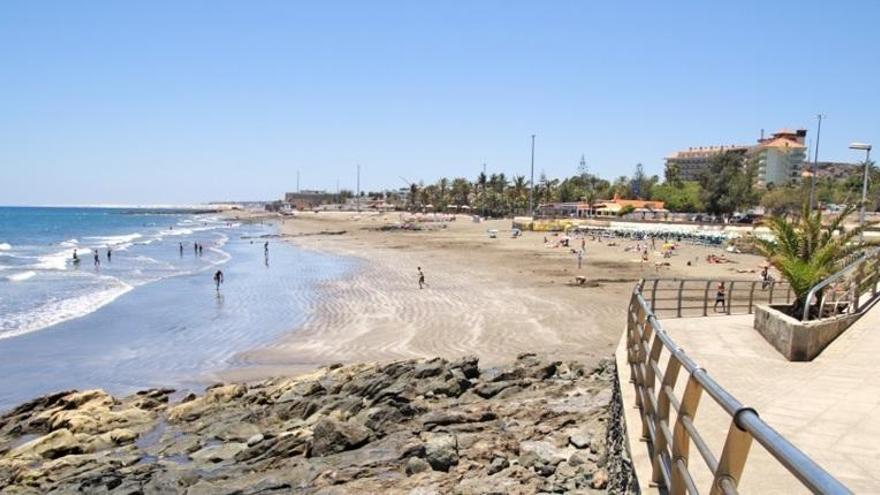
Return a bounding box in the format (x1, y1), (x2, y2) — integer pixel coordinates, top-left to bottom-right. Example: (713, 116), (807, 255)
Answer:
(308, 418), (371, 457)
(424, 433), (458, 472)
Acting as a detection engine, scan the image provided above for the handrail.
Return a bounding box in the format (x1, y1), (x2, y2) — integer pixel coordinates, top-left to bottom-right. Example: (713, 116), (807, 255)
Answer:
(801, 248), (880, 321)
(626, 280), (850, 494)
(640, 277), (794, 319)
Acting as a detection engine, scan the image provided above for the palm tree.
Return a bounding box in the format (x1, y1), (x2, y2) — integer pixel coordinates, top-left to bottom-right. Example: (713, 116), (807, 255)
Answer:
(408, 183), (420, 211)
(754, 203), (874, 317)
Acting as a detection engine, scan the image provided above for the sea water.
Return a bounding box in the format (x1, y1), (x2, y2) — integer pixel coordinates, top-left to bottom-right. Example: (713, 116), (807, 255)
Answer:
(0, 207), (353, 410)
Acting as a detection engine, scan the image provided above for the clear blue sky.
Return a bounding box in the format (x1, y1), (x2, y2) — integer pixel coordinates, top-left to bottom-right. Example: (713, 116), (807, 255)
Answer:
(2, 1), (878, 205)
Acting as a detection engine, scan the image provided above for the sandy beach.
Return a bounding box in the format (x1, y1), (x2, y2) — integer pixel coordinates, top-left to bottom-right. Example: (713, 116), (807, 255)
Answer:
(221, 212), (769, 382)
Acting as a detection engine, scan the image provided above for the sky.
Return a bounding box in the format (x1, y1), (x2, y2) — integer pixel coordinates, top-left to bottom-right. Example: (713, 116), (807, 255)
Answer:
(1, 1), (879, 205)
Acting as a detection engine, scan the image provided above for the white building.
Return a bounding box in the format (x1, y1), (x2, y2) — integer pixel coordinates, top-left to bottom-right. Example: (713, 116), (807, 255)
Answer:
(751, 129), (807, 187)
(664, 128), (807, 187)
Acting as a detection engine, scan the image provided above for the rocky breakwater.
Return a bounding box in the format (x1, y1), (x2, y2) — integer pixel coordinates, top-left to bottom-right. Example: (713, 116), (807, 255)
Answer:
(0, 354), (635, 494)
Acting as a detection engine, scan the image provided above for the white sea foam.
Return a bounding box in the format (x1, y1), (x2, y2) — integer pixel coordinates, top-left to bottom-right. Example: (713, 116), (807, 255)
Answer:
(6, 271), (36, 282)
(0, 279), (133, 340)
(60, 239), (79, 248)
(0, 243), (11, 251)
(85, 233), (143, 245)
(34, 251), (72, 270)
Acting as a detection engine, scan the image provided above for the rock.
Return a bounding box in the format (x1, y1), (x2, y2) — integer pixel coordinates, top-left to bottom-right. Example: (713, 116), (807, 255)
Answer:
(424, 434), (458, 472)
(246, 433), (264, 447)
(472, 381), (515, 399)
(208, 421), (261, 442)
(0, 356), (616, 495)
(10, 428), (84, 459)
(450, 356), (480, 379)
(569, 430), (592, 449)
(190, 442), (247, 463)
(487, 456), (509, 475)
(421, 408), (497, 429)
(519, 441), (569, 468)
(590, 468), (608, 489)
(413, 358), (446, 379)
(308, 418), (371, 457)
(405, 456), (431, 475)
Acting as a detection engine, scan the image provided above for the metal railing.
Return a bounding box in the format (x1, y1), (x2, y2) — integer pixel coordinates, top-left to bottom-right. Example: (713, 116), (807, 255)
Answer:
(802, 248), (880, 321)
(626, 281), (850, 494)
(641, 278), (794, 319)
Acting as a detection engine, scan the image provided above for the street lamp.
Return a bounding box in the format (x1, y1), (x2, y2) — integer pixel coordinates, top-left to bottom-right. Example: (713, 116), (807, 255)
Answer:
(850, 142), (872, 242)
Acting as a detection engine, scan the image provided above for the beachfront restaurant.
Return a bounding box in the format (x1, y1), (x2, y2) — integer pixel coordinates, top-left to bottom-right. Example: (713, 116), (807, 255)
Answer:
(537, 196), (666, 219)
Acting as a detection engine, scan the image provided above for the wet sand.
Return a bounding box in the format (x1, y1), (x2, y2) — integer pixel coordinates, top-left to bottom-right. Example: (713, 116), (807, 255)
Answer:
(222, 211), (768, 381)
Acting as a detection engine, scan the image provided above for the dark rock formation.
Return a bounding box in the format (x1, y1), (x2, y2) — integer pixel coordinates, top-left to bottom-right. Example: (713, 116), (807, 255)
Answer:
(0, 354), (636, 494)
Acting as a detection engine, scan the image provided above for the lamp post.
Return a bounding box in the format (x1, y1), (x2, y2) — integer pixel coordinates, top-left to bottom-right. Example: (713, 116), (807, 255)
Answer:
(809, 114), (824, 210)
(850, 142), (873, 242)
(529, 134), (536, 217)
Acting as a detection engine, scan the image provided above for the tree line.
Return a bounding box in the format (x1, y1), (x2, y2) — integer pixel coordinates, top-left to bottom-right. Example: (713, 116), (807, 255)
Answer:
(349, 152), (876, 218)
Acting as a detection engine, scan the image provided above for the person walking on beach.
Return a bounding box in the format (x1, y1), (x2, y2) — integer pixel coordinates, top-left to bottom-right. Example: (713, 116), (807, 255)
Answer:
(198, 244), (203, 256)
(213, 270), (224, 291)
(417, 267), (426, 290)
(264, 241), (269, 254)
(577, 249), (583, 270)
(714, 282), (726, 312)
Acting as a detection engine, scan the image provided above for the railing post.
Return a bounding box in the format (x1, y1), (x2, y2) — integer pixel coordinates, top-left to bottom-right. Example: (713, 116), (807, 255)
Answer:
(748, 281), (756, 314)
(627, 296), (638, 366)
(671, 372), (704, 495)
(710, 409), (755, 495)
(651, 279), (659, 311)
(854, 263), (865, 313)
(677, 280), (685, 318)
(726, 281), (735, 315)
(871, 257), (878, 298)
(703, 281), (712, 317)
(769, 281), (775, 305)
(635, 309), (654, 440)
(652, 354), (682, 486)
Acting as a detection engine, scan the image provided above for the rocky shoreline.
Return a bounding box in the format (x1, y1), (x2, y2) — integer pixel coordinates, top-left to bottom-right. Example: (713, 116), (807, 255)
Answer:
(1, 354), (636, 494)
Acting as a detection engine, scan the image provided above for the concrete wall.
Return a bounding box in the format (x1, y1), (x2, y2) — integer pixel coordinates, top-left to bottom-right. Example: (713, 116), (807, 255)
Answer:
(753, 305), (860, 361)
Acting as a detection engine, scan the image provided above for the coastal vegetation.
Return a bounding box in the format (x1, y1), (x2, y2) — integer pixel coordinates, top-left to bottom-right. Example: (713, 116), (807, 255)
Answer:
(358, 152), (877, 218)
(753, 202), (872, 316)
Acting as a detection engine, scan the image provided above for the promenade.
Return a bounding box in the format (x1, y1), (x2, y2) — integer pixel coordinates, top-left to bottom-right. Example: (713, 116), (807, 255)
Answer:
(618, 306), (880, 493)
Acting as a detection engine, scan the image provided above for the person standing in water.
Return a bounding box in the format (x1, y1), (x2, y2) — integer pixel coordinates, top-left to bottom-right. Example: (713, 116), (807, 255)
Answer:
(264, 241), (269, 254)
(72, 249), (78, 262)
(106, 248), (112, 262)
(198, 244), (203, 256)
(179, 242), (184, 256)
(417, 266), (426, 289)
(194, 243), (198, 255)
(93, 251), (100, 268)
(213, 270), (224, 291)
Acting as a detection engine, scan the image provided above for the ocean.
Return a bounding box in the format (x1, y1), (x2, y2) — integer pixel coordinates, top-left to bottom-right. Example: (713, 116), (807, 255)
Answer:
(0, 207), (353, 409)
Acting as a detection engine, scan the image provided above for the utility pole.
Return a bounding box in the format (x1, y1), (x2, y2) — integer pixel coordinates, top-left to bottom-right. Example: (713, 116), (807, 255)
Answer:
(296, 170), (300, 193)
(529, 134), (536, 216)
(356, 164), (361, 213)
(809, 114), (824, 210)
